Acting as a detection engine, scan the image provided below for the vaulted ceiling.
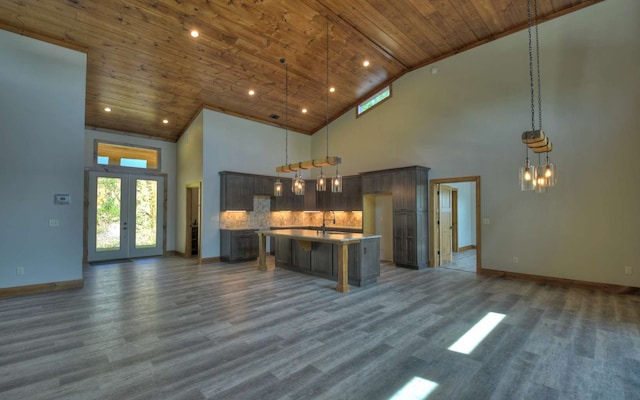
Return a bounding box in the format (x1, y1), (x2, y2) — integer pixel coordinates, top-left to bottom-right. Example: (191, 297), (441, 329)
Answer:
(0, 0), (603, 142)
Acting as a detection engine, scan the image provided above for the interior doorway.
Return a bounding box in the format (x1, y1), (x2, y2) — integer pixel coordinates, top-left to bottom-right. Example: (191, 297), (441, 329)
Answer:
(185, 185), (201, 258)
(430, 176), (481, 273)
(87, 171), (165, 262)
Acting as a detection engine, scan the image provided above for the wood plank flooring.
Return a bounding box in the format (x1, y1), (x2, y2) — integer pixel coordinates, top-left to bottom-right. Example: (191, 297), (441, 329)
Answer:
(1, 256), (639, 400)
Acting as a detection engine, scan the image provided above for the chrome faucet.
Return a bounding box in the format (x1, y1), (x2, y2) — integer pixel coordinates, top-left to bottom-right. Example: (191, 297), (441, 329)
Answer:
(321, 210), (336, 235)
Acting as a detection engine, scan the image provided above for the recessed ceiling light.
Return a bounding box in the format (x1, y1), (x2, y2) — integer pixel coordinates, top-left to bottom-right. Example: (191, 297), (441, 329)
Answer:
(104, 107), (111, 112)
(248, 89), (255, 96)
(162, 119), (169, 124)
(190, 30), (199, 38)
(301, 108), (308, 114)
(329, 87), (336, 93)
(363, 60), (370, 67)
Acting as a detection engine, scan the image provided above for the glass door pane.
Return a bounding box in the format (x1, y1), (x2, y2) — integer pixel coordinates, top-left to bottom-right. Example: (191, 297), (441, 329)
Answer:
(88, 171), (129, 262)
(128, 174), (164, 258)
(135, 179), (157, 249)
(96, 177), (122, 252)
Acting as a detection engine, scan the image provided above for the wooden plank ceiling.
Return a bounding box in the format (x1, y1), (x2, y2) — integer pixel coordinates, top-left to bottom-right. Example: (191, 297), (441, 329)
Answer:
(0, 0), (603, 141)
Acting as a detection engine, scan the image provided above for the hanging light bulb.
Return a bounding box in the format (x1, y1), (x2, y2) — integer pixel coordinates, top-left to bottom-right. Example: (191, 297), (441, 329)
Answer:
(316, 168), (326, 191)
(332, 167), (342, 193)
(542, 156), (557, 187)
(535, 166), (547, 193)
(519, 158), (535, 191)
(274, 177), (283, 197)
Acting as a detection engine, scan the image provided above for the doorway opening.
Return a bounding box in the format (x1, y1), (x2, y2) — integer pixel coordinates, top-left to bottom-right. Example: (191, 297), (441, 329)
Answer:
(363, 194), (393, 262)
(85, 170), (166, 263)
(429, 176), (481, 273)
(185, 185), (201, 258)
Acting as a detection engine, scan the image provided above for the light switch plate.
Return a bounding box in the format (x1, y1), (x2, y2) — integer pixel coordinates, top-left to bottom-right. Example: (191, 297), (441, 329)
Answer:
(49, 219), (60, 227)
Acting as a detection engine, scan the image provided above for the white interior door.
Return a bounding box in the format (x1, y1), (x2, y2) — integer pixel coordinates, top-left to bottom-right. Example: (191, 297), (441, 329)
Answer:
(88, 171), (164, 262)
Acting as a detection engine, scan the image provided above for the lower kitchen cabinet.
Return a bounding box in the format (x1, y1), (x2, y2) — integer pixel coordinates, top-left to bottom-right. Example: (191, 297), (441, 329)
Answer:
(275, 237), (380, 287)
(220, 229), (259, 262)
(393, 211), (428, 269)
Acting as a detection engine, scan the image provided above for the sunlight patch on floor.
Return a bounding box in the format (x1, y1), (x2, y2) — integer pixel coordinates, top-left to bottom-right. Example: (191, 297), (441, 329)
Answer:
(448, 312), (506, 354)
(389, 376), (439, 400)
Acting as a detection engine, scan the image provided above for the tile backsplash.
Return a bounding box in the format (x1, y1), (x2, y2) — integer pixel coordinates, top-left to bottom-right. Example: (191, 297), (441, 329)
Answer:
(220, 196), (362, 229)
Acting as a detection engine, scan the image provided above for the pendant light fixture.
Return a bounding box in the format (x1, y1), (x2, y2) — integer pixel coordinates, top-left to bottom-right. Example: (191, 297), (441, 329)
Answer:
(274, 58), (288, 197)
(317, 20), (332, 193)
(519, 0), (557, 192)
(273, 20), (342, 185)
(323, 19), (343, 194)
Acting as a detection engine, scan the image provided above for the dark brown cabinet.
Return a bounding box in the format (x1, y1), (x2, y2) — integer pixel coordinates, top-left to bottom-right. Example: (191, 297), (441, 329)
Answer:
(291, 240), (311, 272)
(275, 237), (291, 265)
(304, 180), (318, 211)
(271, 178), (292, 211)
(219, 172), (254, 211)
(362, 171), (393, 194)
(361, 166), (429, 269)
(391, 167), (428, 211)
(316, 175), (362, 211)
(220, 229), (259, 262)
(276, 237), (380, 287)
(254, 175), (275, 196)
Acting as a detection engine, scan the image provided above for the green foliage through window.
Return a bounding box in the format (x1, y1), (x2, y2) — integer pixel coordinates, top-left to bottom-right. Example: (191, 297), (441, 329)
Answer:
(357, 86), (391, 116)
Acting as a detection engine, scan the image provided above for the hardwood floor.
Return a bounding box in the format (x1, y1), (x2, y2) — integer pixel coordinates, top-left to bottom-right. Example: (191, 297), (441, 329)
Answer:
(442, 249), (477, 273)
(1, 256), (639, 400)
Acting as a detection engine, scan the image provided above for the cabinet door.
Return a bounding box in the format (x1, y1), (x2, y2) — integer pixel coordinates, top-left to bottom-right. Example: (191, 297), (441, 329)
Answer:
(304, 181), (317, 211)
(292, 240), (311, 271)
(275, 237), (291, 265)
(361, 174), (376, 194)
(393, 211), (408, 265)
(220, 173), (254, 211)
(316, 186), (332, 211)
(392, 169), (416, 211)
(311, 242), (333, 276)
(254, 176), (275, 196)
(393, 211), (417, 266)
(345, 176), (362, 210)
(362, 172), (392, 194)
(244, 232), (259, 259)
(271, 179), (293, 211)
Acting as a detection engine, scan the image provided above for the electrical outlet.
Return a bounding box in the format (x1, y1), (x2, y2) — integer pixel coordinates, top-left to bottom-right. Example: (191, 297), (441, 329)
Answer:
(49, 219), (59, 227)
(513, 257), (519, 264)
(16, 267), (24, 275)
(625, 266), (632, 275)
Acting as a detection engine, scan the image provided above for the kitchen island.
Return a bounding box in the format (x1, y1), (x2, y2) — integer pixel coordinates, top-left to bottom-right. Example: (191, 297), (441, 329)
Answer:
(257, 229), (381, 293)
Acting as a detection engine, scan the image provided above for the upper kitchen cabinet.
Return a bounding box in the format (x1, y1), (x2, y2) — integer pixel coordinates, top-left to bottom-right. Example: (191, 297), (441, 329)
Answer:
(361, 170), (393, 194)
(392, 167), (429, 211)
(304, 180), (318, 211)
(316, 175), (362, 211)
(271, 178), (304, 211)
(219, 171), (254, 211)
(254, 175), (275, 197)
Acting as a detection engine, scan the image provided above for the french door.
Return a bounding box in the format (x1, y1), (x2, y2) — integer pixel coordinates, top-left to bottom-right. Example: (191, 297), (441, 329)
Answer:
(88, 171), (165, 262)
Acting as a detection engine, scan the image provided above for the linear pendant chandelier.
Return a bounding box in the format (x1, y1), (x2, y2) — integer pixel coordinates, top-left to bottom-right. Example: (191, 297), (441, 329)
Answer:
(519, 0), (557, 192)
(274, 17), (343, 194)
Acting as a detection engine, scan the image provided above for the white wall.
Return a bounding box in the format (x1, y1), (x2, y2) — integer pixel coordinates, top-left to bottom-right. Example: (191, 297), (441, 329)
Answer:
(448, 182), (476, 248)
(311, 0), (640, 286)
(176, 112), (204, 255)
(84, 128), (177, 252)
(199, 109), (311, 258)
(0, 31), (86, 288)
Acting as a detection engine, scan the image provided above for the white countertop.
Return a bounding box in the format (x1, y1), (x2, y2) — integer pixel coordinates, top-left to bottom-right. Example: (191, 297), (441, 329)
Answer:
(258, 229), (380, 244)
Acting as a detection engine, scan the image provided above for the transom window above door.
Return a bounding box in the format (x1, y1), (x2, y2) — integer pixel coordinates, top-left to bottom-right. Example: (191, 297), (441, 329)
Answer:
(94, 140), (160, 170)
